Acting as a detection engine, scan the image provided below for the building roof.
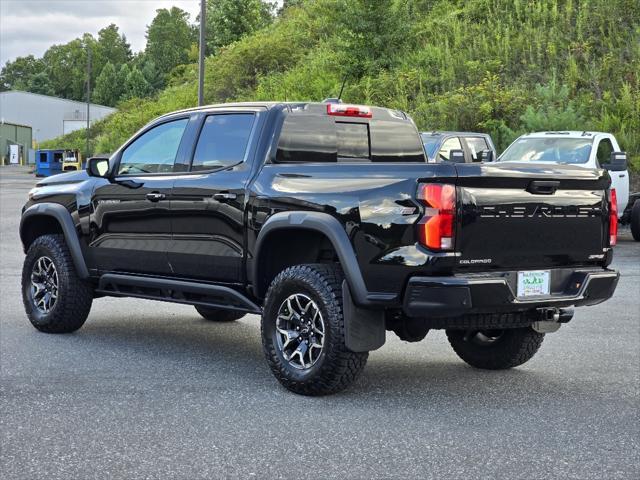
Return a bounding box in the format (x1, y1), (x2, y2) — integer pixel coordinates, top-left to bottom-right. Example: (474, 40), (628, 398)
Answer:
(0, 120), (32, 129)
(0, 90), (115, 111)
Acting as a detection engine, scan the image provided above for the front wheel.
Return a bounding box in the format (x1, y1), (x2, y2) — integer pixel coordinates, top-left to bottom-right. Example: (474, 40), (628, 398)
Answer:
(21, 234), (93, 333)
(446, 327), (544, 370)
(261, 264), (368, 396)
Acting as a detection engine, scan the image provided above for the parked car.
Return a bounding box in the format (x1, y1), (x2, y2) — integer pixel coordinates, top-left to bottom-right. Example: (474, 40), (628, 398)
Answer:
(498, 131), (639, 240)
(20, 103), (619, 395)
(421, 131), (496, 163)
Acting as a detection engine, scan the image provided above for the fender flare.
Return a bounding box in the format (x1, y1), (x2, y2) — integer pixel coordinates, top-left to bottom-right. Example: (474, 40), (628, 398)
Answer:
(20, 203), (90, 279)
(252, 211), (387, 351)
(253, 211), (380, 306)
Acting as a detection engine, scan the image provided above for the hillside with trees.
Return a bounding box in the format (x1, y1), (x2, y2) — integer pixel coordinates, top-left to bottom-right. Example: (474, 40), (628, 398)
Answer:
(12, 0), (638, 171)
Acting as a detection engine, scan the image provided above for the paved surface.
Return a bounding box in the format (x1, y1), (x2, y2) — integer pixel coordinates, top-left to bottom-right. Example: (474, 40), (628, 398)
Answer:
(1, 166), (638, 479)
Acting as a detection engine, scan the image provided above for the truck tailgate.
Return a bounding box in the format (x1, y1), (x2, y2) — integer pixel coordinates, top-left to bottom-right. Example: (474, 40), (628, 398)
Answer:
(454, 162), (610, 270)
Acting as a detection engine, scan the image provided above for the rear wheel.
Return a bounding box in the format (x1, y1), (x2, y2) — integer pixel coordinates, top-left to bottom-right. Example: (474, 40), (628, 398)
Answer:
(21, 234), (93, 333)
(195, 305), (245, 322)
(261, 264), (368, 396)
(631, 199), (640, 241)
(446, 327), (544, 370)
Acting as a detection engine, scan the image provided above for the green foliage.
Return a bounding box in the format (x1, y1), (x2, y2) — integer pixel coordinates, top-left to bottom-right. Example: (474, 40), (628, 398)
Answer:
(93, 62), (121, 107)
(206, 0), (275, 54)
(26, 72), (55, 96)
(96, 24), (132, 70)
(122, 67), (151, 100)
(42, 34), (96, 101)
(41, 0), (640, 172)
(518, 82), (589, 132)
(145, 7), (194, 78)
(0, 55), (46, 91)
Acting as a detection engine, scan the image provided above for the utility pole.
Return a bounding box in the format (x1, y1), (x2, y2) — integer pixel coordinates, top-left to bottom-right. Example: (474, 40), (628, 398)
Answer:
(198, 0), (206, 106)
(86, 44), (91, 158)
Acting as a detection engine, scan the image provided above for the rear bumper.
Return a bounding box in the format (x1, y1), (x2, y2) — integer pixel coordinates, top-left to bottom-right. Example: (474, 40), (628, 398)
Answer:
(403, 268), (619, 318)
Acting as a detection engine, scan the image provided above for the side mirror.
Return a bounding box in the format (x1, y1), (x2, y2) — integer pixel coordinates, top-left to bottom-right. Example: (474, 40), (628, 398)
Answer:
(87, 157), (110, 178)
(479, 149), (494, 162)
(603, 151), (627, 171)
(449, 149), (465, 163)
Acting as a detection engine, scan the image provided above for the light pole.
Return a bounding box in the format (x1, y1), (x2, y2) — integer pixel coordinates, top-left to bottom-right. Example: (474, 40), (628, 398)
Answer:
(86, 44), (91, 158)
(198, 0), (206, 106)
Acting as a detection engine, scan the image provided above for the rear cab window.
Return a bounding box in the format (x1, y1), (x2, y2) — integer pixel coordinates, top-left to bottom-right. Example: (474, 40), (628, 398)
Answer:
(275, 105), (425, 163)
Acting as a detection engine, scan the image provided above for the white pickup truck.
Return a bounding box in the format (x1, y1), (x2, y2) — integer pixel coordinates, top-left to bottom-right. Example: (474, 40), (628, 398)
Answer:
(498, 131), (639, 240)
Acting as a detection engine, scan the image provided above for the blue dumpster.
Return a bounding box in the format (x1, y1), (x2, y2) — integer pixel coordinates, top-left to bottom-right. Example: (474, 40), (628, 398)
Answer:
(35, 149), (64, 177)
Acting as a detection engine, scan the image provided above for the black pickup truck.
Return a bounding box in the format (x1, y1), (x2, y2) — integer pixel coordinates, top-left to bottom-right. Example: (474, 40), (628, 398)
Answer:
(20, 102), (619, 395)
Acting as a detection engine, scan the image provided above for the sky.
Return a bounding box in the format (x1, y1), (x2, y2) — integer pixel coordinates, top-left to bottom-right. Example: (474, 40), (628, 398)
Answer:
(0, 0), (203, 66)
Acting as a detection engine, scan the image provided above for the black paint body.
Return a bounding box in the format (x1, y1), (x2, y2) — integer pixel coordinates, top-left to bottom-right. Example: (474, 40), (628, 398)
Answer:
(20, 102), (619, 322)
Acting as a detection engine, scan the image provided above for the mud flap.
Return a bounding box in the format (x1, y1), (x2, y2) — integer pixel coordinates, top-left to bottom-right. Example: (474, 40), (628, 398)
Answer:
(342, 281), (385, 352)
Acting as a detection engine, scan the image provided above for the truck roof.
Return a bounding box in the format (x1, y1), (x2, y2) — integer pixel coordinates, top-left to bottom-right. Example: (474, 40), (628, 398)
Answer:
(520, 131), (609, 139)
(157, 102), (411, 121)
(421, 131), (490, 137)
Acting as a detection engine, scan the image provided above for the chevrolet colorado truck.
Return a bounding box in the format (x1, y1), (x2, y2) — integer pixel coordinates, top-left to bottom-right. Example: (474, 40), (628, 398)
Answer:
(20, 102), (620, 395)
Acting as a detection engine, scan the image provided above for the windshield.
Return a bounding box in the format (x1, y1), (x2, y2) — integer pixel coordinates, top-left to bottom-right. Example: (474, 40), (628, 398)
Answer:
(498, 137), (592, 164)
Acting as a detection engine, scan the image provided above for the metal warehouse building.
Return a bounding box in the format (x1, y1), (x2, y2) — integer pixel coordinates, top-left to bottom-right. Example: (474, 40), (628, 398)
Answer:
(0, 90), (116, 147)
(0, 121), (32, 165)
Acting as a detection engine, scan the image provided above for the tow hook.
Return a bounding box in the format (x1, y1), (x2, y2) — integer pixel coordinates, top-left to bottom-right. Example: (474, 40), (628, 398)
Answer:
(532, 307), (573, 333)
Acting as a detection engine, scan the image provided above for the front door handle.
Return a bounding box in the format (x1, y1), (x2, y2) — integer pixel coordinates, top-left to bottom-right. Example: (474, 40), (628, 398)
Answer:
(146, 192), (166, 202)
(213, 192), (237, 202)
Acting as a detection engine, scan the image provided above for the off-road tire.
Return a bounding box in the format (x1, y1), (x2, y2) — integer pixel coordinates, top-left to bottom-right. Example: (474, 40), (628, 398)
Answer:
(446, 327), (544, 370)
(631, 199), (640, 241)
(21, 234), (93, 333)
(261, 264), (368, 396)
(195, 305), (245, 322)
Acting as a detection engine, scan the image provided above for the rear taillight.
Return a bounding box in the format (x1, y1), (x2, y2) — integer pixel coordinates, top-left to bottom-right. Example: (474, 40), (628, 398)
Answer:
(417, 183), (456, 251)
(609, 188), (618, 246)
(326, 103), (372, 118)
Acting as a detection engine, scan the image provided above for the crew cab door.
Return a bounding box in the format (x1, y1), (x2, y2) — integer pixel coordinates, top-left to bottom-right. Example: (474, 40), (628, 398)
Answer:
(169, 110), (260, 283)
(90, 117), (191, 275)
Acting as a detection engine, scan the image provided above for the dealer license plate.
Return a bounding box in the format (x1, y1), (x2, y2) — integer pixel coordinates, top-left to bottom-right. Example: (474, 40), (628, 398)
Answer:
(517, 270), (550, 297)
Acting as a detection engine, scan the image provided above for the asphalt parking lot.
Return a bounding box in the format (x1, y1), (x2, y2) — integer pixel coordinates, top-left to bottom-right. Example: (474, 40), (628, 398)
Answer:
(1, 166), (638, 479)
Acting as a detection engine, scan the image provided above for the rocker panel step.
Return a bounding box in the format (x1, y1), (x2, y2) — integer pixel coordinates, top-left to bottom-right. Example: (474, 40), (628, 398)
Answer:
(96, 273), (262, 314)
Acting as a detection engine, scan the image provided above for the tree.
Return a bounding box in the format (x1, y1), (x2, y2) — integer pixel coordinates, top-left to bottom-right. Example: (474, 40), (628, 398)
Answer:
(0, 55), (46, 91)
(206, 0), (274, 53)
(336, 0), (408, 78)
(140, 59), (164, 91)
(122, 66), (151, 100)
(145, 7), (194, 78)
(97, 24), (132, 70)
(93, 62), (122, 106)
(42, 34), (98, 101)
(26, 72), (55, 96)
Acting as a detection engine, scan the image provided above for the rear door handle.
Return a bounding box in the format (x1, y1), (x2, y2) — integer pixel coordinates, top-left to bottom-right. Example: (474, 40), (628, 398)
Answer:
(146, 192), (166, 202)
(213, 192), (237, 201)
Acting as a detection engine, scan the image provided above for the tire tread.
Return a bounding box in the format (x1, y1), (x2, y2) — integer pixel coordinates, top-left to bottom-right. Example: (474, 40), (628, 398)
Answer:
(261, 264), (368, 396)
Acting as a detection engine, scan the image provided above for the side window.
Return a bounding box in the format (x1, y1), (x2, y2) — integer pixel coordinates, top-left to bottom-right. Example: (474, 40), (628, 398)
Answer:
(336, 122), (370, 161)
(595, 138), (614, 167)
(464, 137), (489, 162)
(119, 118), (188, 175)
(191, 114), (255, 171)
(438, 137), (463, 161)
